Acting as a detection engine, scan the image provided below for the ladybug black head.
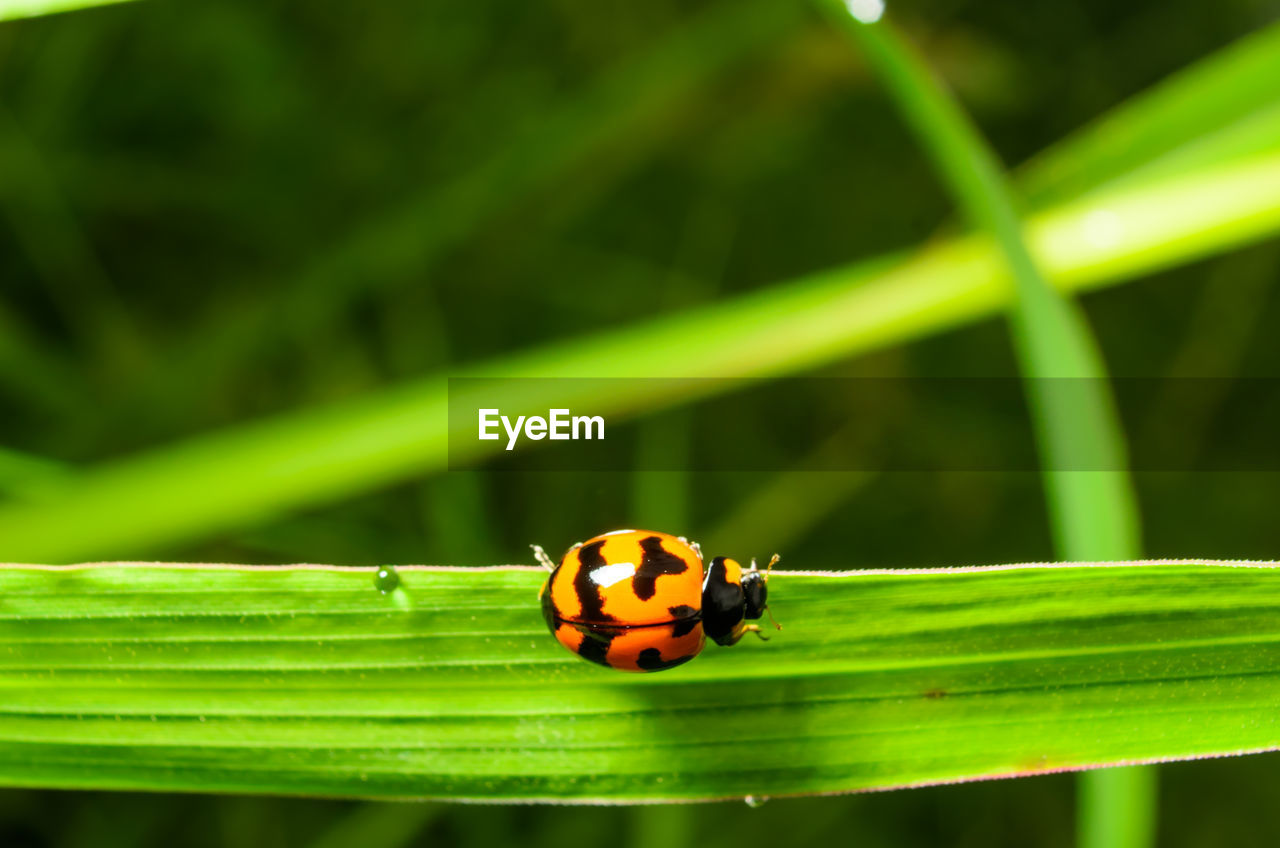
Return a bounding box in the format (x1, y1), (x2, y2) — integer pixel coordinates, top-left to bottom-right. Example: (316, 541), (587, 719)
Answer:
(701, 554), (778, 646)
(742, 566), (768, 620)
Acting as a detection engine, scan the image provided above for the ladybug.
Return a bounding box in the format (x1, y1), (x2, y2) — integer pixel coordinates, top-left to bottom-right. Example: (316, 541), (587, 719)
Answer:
(534, 529), (778, 672)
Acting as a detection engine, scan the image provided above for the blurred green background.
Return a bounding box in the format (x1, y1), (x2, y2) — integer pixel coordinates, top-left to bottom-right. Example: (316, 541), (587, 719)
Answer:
(3, 0), (1280, 844)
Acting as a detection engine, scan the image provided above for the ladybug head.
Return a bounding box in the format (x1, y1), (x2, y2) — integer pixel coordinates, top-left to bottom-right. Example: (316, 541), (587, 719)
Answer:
(742, 564), (768, 620)
(742, 553), (779, 620)
(702, 553), (781, 646)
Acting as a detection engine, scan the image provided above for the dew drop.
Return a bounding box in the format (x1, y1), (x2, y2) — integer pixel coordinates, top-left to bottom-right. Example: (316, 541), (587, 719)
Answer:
(374, 565), (401, 595)
(744, 795), (769, 808)
(844, 0), (885, 23)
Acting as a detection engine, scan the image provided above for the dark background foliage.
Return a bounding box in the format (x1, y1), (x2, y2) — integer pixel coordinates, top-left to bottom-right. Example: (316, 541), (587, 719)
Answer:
(2, 0), (1279, 844)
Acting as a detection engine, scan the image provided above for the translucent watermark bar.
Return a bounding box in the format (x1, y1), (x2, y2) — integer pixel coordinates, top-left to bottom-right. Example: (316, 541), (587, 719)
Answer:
(446, 377), (1280, 472)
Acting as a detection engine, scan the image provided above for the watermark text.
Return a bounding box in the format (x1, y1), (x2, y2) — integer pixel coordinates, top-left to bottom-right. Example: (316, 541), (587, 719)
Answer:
(478, 408), (605, 451)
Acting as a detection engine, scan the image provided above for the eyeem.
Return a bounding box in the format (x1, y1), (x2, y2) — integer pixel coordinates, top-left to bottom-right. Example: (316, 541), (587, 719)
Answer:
(478, 408), (605, 451)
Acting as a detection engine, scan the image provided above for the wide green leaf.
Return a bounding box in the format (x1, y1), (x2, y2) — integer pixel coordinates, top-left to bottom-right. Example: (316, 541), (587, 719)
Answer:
(0, 560), (1276, 801)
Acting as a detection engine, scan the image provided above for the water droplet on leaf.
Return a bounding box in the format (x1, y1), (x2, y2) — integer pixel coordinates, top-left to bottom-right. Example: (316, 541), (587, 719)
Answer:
(374, 565), (401, 595)
(744, 795), (769, 808)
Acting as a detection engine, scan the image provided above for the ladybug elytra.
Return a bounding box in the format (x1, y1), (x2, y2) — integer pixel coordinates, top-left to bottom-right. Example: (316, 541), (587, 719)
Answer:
(535, 529), (777, 672)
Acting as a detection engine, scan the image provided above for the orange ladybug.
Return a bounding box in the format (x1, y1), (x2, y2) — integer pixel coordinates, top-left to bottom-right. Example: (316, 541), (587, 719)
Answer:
(535, 529), (777, 672)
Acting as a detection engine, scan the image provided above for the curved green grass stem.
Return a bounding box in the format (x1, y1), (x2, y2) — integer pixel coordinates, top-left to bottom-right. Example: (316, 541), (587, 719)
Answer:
(819, 4), (1147, 846)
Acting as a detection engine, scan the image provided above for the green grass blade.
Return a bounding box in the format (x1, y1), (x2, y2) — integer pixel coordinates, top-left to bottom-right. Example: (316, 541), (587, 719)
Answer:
(0, 561), (1275, 801)
(1081, 101), (1280, 202)
(1078, 767), (1159, 848)
(0, 446), (69, 499)
(3, 151), (1280, 562)
(1016, 19), (1280, 208)
(821, 7), (1140, 559)
(820, 8), (1150, 845)
(0, 0), (134, 21)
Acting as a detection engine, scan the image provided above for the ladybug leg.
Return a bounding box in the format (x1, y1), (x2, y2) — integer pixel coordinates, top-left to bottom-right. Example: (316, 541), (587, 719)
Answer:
(743, 624), (772, 642)
(530, 544), (557, 572)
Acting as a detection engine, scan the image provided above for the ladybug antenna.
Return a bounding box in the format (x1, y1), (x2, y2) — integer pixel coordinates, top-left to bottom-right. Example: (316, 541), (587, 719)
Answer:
(749, 554), (780, 576)
(531, 544), (556, 573)
(748, 555), (781, 631)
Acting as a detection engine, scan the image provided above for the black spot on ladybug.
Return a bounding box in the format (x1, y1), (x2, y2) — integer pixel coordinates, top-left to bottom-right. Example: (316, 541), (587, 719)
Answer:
(574, 540), (615, 621)
(576, 627), (616, 667)
(670, 616), (700, 638)
(668, 604), (697, 620)
(636, 647), (696, 671)
(583, 635), (616, 666)
(633, 536), (688, 600)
